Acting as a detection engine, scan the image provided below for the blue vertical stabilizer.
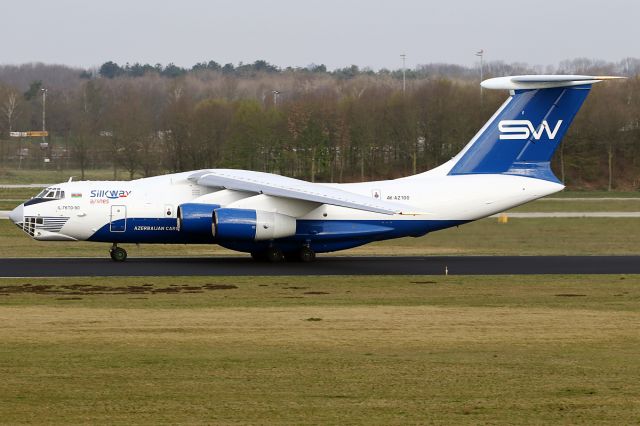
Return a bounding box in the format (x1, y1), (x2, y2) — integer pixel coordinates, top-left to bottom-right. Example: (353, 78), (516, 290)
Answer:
(449, 80), (594, 182)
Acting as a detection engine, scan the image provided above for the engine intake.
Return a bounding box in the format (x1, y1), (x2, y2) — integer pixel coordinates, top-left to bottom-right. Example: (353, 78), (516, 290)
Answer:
(177, 203), (220, 235)
(214, 208), (296, 241)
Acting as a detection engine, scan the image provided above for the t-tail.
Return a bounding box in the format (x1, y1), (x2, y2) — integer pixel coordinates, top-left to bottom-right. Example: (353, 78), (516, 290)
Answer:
(447, 75), (624, 182)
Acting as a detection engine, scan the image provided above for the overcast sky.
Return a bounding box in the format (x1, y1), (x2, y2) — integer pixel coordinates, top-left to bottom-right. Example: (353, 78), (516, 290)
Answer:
(1, 0), (638, 70)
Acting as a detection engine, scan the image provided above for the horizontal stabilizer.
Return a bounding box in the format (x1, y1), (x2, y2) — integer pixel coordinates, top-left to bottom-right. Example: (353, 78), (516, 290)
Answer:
(482, 75), (625, 90)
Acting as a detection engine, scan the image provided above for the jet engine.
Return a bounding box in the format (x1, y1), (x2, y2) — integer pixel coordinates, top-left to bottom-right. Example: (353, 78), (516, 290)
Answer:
(177, 203), (220, 235)
(214, 208), (297, 241)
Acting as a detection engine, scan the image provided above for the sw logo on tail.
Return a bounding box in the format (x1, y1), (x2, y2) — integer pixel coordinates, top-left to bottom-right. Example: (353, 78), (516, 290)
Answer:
(498, 120), (563, 140)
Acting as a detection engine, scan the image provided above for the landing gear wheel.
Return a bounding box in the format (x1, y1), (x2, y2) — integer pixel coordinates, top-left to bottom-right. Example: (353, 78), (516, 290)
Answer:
(110, 246), (127, 262)
(299, 247), (316, 262)
(266, 247), (284, 263)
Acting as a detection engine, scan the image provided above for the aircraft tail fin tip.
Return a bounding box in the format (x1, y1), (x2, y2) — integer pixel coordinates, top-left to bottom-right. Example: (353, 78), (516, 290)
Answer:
(447, 75), (623, 182)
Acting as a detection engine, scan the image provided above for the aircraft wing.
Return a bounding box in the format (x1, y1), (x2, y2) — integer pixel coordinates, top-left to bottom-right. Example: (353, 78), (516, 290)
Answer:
(189, 169), (420, 215)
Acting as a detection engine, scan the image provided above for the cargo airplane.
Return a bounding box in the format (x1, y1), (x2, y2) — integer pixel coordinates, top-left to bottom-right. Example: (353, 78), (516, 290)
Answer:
(8, 75), (622, 262)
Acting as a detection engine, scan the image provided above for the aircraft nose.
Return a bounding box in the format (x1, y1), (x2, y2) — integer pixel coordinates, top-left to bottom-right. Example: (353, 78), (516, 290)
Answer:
(9, 203), (24, 224)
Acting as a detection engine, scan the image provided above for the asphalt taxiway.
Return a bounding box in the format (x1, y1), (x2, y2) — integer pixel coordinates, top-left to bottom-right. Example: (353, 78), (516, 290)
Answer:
(1, 256), (639, 277)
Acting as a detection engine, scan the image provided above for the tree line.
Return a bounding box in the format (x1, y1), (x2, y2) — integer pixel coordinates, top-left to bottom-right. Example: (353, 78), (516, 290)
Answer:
(0, 58), (639, 190)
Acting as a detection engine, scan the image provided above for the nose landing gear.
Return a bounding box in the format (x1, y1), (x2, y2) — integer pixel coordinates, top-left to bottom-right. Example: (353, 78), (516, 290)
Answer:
(110, 243), (127, 262)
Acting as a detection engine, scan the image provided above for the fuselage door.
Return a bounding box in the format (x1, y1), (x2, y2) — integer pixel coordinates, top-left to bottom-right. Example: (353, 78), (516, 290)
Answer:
(110, 205), (127, 232)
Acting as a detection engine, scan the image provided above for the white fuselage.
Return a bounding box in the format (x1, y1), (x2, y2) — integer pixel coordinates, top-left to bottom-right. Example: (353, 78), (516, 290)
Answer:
(13, 162), (563, 250)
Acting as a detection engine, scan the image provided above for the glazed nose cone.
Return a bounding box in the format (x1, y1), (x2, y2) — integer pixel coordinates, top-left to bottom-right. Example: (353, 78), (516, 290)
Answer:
(9, 203), (23, 224)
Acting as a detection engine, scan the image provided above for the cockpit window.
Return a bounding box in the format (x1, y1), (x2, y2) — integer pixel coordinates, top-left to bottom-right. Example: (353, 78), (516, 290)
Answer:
(36, 188), (65, 199)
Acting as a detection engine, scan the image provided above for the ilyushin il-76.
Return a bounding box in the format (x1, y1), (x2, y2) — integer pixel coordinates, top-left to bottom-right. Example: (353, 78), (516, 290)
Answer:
(8, 75), (622, 262)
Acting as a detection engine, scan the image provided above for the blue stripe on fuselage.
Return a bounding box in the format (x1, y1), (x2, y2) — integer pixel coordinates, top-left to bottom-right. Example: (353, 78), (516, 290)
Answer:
(87, 217), (467, 252)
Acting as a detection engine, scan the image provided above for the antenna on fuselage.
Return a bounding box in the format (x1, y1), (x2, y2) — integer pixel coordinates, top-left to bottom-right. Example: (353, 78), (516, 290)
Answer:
(68, 176), (74, 182)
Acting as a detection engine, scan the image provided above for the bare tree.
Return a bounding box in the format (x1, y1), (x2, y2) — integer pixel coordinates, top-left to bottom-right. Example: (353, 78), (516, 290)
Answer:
(2, 91), (19, 134)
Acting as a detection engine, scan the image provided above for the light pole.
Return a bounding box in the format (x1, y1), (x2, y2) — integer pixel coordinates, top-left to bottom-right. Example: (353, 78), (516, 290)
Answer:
(475, 49), (484, 106)
(41, 88), (49, 151)
(400, 54), (407, 94)
(41, 88), (47, 134)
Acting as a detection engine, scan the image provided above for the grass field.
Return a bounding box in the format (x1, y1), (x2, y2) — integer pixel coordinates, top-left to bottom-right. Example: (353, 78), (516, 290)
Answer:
(0, 168), (120, 184)
(0, 275), (638, 424)
(0, 187), (43, 200)
(508, 199), (640, 212)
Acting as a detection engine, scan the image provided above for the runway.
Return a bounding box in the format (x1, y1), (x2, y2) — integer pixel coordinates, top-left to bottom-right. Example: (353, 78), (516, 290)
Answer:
(1, 256), (639, 277)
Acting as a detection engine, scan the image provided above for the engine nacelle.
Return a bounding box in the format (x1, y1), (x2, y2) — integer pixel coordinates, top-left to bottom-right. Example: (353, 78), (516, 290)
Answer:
(214, 208), (297, 241)
(177, 203), (220, 235)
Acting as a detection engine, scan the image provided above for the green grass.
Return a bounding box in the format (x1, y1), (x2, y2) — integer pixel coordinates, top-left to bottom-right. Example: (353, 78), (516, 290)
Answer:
(350, 217), (640, 256)
(0, 275), (638, 311)
(548, 190), (640, 198)
(0, 168), (124, 184)
(0, 201), (20, 210)
(0, 187), (42, 200)
(508, 199), (640, 212)
(0, 275), (639, 424)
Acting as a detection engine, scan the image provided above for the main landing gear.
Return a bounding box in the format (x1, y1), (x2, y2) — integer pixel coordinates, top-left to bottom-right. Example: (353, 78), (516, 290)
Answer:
(110, 243), (127, 262)
(250, 247), (285, 262)
(297, 246), (316, 262)
(251, 246), (316, 263)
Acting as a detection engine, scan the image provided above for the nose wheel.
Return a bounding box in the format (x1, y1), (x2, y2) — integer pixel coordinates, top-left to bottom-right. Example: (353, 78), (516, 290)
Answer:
(110, 244), (127, 262)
